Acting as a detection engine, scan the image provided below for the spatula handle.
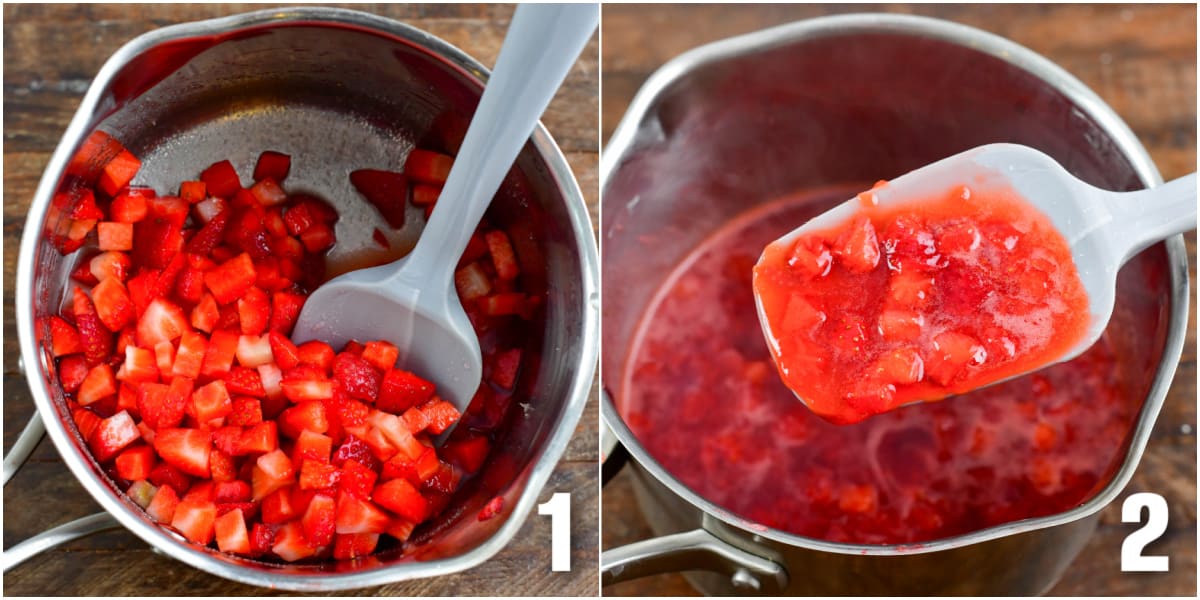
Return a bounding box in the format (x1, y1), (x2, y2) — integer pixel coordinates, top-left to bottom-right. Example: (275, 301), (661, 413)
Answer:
(1109, 173), (1197, 264)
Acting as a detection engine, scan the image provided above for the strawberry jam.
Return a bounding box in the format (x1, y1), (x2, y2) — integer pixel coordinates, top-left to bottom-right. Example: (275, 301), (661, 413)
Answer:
(621, 193), (1135, 545)
(753, 182), (1090, 424)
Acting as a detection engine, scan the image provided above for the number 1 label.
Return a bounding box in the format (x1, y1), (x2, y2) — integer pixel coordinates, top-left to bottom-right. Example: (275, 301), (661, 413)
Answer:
(538, 492), (570, 572)
(1121, 492), (1169, 572)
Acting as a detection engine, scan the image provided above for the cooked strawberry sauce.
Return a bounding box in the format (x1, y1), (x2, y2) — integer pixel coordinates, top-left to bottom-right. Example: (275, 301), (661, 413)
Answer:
(753, 182), (1090, 424)
(622, 193), (1134, 545)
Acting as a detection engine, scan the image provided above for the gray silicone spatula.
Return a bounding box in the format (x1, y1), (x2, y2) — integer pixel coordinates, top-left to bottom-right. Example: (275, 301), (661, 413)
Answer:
(756, 143), (1196, 407)
(292, 4), (598, 414)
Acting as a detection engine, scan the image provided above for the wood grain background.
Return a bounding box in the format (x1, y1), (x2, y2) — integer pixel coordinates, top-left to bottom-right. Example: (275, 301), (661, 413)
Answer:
(600, 3), (1197, 597)
(2, 3), (599, 596)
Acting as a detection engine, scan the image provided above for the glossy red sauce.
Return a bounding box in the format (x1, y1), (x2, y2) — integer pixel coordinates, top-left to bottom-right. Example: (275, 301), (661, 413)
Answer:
(753, 182), (1090, 424)
(621, 193), (1133, 545)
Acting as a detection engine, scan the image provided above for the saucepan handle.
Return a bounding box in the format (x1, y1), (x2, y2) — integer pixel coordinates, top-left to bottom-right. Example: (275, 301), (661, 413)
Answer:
(3, 360), (122, 573)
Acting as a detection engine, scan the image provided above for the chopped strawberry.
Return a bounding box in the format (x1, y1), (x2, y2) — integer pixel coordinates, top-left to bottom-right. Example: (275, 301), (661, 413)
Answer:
(377, 369), (434, 413)
(88, 410), (140, 462)
(386, 517), (416, 542)
(73, 287), (113, 366)
(262, 486), (300, 524)
(115, 444), (156, 481)
(788, 236), (834, 278)
(97, 222), (134, 251)
(78, 363), (117, 406)
(238, 421), (278, 455)
(489, 348), (522, 389)
(331, 436), (381, 472)
(236, 334), (273, 368)
(299, 222), (335, 253)
(205, 253), (257, 305)
(300, 459), (341, 490)
(200, 160), (242, 199)
(336, 459), (378, 499)
(146, 484), (181, 523)
(349, 169), (408, 228)
(373, 478), (428, 522)
(368, 411), (424, 461)
(214, 508), (251, 555)
(200, 329), (239, 378)
(154, 428), (211, 478)
(441, 435), (489, 473)
(116, 345), (158, 383)
(251, 449), (295, 501)
(186, 209), (231, 256)
(296, 341), (335, 372)
(334, 492), (389, 535)
(280, 400), (330, 439)
(236, 287), (271, 336)
(874, 346), (926, 385)
(209, 449), (236, 482)
(225, 366), (266, 397)
(248, 522), (274, 557)
(454, 262), (493, 302)
(228, 396), (263, 426)
(268, 332), (301, 370)
(133, 197), (187, 269)
(214, 480), (252, 503)
(90, 251), (132, 283)
(418, 399), (460, 435)
(66, 130), (124, 184)
(98, 149), (141, 197)
(47, 316), (83, 356)
(834, 216), (882, 273)
(254, 151), (291, 183)
(136, 297), (189, 348)
(926, 330), (987, 386)
(192, 380), (233, 423)
(332, 352), (381, 402)
(179, 180), (206, 204)
(878, 309), (923, 341)
(110, 188), (151, 223)
(271, 520), (317, 562)
(485, 230), (519, 281)
(171, 496), (218, 545)
(173, 266), (207, 306)
(332, 532), (379, 560)
(404, 149), (453, 185)
(91, 278), (135, 332)
(410, 183), (440, 207)
(269, 291), (305, 335)
(360, 341), (399, 372)
(72, 406), (102, 440)
(191, 293), (220, 333)
(59, 355), (90, 392)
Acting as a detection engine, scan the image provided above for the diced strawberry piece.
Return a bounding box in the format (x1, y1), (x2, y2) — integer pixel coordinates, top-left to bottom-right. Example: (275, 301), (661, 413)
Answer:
(875, 346), (926, 385)
(190, 293), (220, 333)
(291, 429), (332, 465)
(191, 380), (232, 423)
(71, 258), (101, 286)
(334, 492), (389, 534)
(489, 348), (522, 389)
(248, 522), (274, 557)
(780, 294), (826, 339)
(419, 399), (460, 435)
(788, 236), (834, 278)
(410, 183), (440, 207)
(88, 410), (140, 462)
(198, 329), (239, 379)
(224, 366), (266, 397)
(231, 287), (270, 336)
(272, 520), (318, 562)
(334, 459), (377, 500)
(116, 380), (140, 413)
(114, 326), (137, 358)
(134, 297), (187, 348)
(332, 532), (379, 560)
(173, 266), (207, 307)
(116, 345), (158, 383)
(154, 428), (211, 477)
(386, 517), (416, 542)
(454, 262), (493, 302)
(361, 427), (398, 463)
(134, 381), (173, 430)
(424, 462), (462, 495)
(267, 332), (301, 370)
(185, 209), (231, 257)
(90, 251), (132, 283)
(442, 435), (490, 473)
(47, 316), (83, 356)
(404, 149), (453, 185)
(331, 436), (381, 471)
(250, 177), (287, 206)
(878, 309), (923, 341)
(254, 151), (291, 183)
(205, 253), (257, 305)
(212, 426), (243, 456)
(228, 396), (263, 427)
(401, 406), (430, 434)
(98, 149), (141, 197)
(377, 369), (434, 413)
(478, 496), (504, 521)
(165, 331), (204, 379)
(78, 363), (117, 406)
(214, 508), (251, 555)
(332, 353), (381, 402)
(349, 169), (408, 228)
(834, 216), (882, 273)
(132, 197), (187, 269)
(91, 278), (135, 332)
(252, 449), (295, 501)
(147, 462), (192, 493)
(239, 421), (278, 455)
(299, 222), (336, 253)
(261, 486), (299, 524)
(373, 478), (428, 522)
(115, 444), (156, 481)
(283, 202), (316, 236)
(213, 480), (252, 504)
(927, 331), (987, 386)
(97, 222), (133, 252)
(146, 484), (180, 523)
(356, 341), (398, 373)
(280, 400), (330, 439)
(485, 230), (519, 281)
(236, 334), (273, 368)
(296, 341), (335, 373)
(72, 406), (102, 441)
(300, 459), (341, 490)
(209, 449), (236, 482)
(66, 130), (123, 183)
(368, 411), (424, 461)
(59, 355), (90, 393)
(73, 287), (113, 366)
(200, 160), (241, 199)
(268, 291), (305, 335)
(413, 447), (441, 483)
(888, 271), (934, 308)
(178, 180), (206, 204)
(171, 496), (217, 545)
(110, 188), (150, 223)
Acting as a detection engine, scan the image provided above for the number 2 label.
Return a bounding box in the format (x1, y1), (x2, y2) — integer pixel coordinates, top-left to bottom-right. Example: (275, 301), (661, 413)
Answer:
(1121, 492), (1169, 572)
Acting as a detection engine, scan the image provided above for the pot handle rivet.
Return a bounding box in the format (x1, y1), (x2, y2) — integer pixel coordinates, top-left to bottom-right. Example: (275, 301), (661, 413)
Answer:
(731, 568), (762, 592)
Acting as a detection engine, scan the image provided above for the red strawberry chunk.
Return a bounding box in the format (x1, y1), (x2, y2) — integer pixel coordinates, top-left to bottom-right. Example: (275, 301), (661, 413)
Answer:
(248, 523), (274, 557)
(454, 262), (493, 302)
(252, 449), (295, 501)
(410, 183), (440, 207)
(186, 208), (231, 256)
(281, 379), (333, 403)
(404, 149), (453, 185)
(349, 169), (408, 229)
(214, 508), (251, 555)
(148, 463), (192, 494)
(73, 287), (114, 366)
(293, 429), (333, 465)
(110, 188), (150, 223)
(179, 180), (207, 204)
(169, 331), (206, 379)
(360, 341), (399, 372)
(98, 149), (141, 197)
(296, 341), (335, 372)
(228, 396), (263, 426)
(254, 151), (291, 183)
(191, 293), (220, 333)
(171, 497), (217, 545)
(154, 428), (211, 478)
(205, 253), (257, 305)
(115, 444), (156, 481)
(489, 348), (522, 389)
(209, 449), (236, 482)
(250, 178), (287, 206)
(368, 411), (424, 461)
(147, 484), (181, 523)
(91, 278), (136, 332)
(336, 460), (378, 499)
(386, 517), (416, 542)
(333, 533), (379, 560)
(237, 287), (270, 335)
(280, 400), (330, 438)
(97, 222), (134, 251)
(272, 520), (317, 562)
(47, 316), (84, 357)
(78, 364), (117, 406)
(116, 345), (158, 383)
(59, 355), (90, 393)
(89, 410), (140, 462)
(133, 197), (187, 269)
(377, 369), (435, 414)
(268, 331), (301, 370)
(335, 492), (389, 535)
(269, 291), (305, 335)
(214, 480), (252, 503)
(238, 421), (278, 456)
(200, 160), (241, 199)
(442, 435), (490, 473)
(90, 251), (132, 283)
(262, 486), (300, 524)
(300, 459), (341, 490)
(478, 496), (504, 521)
(331, 436), (381, 472)
(485, 230), (519, 281)
(137, 297), (189, 348)
(373, 478), (428, 522)
(419, 399), (460, 435)
(332, 352), (381, 402)
(834, 216), (882, 273)
(200, 329), (239, 378)
(192, 380), (233, 423)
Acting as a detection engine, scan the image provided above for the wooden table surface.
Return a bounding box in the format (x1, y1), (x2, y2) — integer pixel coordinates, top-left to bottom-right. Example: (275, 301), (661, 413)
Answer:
(600, 3), (1197, 597)
(2, 3), (599, 596)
